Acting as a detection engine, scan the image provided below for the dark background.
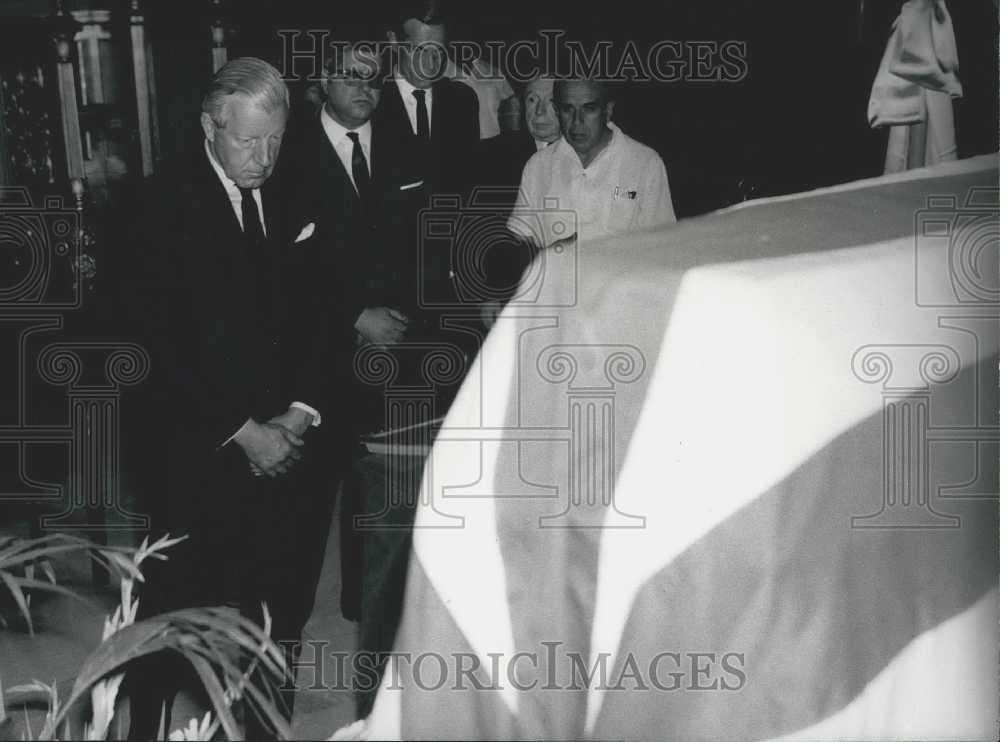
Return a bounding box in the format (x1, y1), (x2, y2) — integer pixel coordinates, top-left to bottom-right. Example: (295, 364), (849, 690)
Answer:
(0, 0), (995, 541)
(147, 0), (998, 217)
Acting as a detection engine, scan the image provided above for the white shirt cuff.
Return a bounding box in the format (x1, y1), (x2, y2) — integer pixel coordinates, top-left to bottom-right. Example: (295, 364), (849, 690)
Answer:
(291, 402), (321, 427)
(222, 418), (253, 448)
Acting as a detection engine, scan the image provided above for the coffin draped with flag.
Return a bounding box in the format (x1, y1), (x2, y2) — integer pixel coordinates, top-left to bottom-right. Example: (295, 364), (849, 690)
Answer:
(362, 154), (999, 740)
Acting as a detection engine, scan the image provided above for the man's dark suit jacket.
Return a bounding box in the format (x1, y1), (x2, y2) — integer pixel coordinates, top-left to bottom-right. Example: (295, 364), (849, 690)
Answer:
(477, 128), (538, 209)
(465, 129), (542, 301)
(376, 77), (479, 201)
(116, 146), (341, 630)
(281, 111), (428, 337)
(371, 77), (484, 322)
(280, 110), (442, 427)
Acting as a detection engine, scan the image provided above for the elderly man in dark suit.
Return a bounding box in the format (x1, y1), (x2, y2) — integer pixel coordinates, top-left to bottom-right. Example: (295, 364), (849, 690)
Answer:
(120, 57), (341, 739)
(479, 73), (563, 206)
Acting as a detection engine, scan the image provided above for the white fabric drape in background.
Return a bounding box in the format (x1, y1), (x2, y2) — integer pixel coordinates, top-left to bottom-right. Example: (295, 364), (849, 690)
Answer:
(868, 0), (963, 173)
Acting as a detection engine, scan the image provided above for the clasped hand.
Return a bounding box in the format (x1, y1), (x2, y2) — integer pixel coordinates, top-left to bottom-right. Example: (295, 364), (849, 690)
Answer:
(355, 306), (409, 346)
(233, 414), (307, 478)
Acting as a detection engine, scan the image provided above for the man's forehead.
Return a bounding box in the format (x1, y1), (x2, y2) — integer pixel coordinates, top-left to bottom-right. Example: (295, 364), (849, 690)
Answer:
(557, 81), (605, 105)
(401, 18), (446, 43)
(525, 76), (555, 97)
(223, 96), (287, 130)
(331, 48), (380, 73)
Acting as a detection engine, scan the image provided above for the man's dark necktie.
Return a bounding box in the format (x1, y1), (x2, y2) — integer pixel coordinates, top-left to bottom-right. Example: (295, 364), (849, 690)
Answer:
(412, 89), (429, 139)
(346, 131), (371, 202)
(238, 186), (268, 316)
(238, 186), (265, 251)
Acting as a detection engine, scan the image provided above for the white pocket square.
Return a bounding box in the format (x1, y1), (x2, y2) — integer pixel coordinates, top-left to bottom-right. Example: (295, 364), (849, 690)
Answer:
(294, 222), (315, 243)
(399, 180), (424, 191)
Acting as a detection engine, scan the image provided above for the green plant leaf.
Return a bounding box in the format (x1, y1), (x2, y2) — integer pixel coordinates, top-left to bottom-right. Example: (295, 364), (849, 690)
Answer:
(185, 654), (240, 740)
(98, 550), (145, 583)
(10, 577), (98, 611)
(0, 570), (33, 635)
(48, 617), (174, 736)
(0, 541), (135, 573)
(172, 610), (284, 674)
(241, 675), (293, 740)
(51, 608), (289, 738)
(39, 560), (56, 585)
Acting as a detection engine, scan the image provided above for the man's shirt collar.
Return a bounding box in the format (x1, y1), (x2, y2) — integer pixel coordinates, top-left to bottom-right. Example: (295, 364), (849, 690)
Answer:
(205, 138), (241, 195)
(320, 106), (372, 149)
(395, 70), (432, 103)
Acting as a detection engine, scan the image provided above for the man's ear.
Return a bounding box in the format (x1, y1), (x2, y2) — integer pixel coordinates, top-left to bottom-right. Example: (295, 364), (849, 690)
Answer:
(605, 101), (615, 122)
(200, 112), (216, 143)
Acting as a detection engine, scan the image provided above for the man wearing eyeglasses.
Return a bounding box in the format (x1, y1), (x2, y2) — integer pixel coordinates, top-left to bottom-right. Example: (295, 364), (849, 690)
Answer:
(282, 38), (429, 348)
(279, 35), (432, 620)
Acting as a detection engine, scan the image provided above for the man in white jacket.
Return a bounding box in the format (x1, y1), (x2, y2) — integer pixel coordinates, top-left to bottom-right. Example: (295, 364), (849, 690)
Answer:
(508, 77), (676, 248)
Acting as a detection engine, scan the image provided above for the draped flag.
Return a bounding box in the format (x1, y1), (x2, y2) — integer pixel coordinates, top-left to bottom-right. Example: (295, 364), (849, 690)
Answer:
(353, 154), (998, 740)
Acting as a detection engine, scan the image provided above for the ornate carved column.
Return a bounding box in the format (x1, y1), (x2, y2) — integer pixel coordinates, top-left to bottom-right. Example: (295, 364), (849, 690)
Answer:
(352, 342), (467, 530)
(0, 76), (11, 186)
(50, 0), (84, 182)
(129, 0), (158, 175)
(209, 0), (229, 73)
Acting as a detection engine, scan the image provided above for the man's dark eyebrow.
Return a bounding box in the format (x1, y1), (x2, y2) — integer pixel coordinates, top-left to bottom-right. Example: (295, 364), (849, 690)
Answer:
(558, 98), (603, 108)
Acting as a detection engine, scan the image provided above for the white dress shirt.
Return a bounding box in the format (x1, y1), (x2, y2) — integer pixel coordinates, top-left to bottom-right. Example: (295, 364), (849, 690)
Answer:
(205, 139), (267, 235)
(320, 107), (372, 192)
(203, 141), (321, 444)
(395, 72), (433, 137)
(508, 122), (677, 248)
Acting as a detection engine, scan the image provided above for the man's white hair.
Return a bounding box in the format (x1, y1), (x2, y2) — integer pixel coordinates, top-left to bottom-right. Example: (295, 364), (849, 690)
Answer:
(202, 57), (289, 128)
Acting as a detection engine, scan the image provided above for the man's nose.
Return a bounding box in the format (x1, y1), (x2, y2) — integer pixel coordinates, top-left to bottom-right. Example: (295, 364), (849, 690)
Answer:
(254, 140), (275, 168)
